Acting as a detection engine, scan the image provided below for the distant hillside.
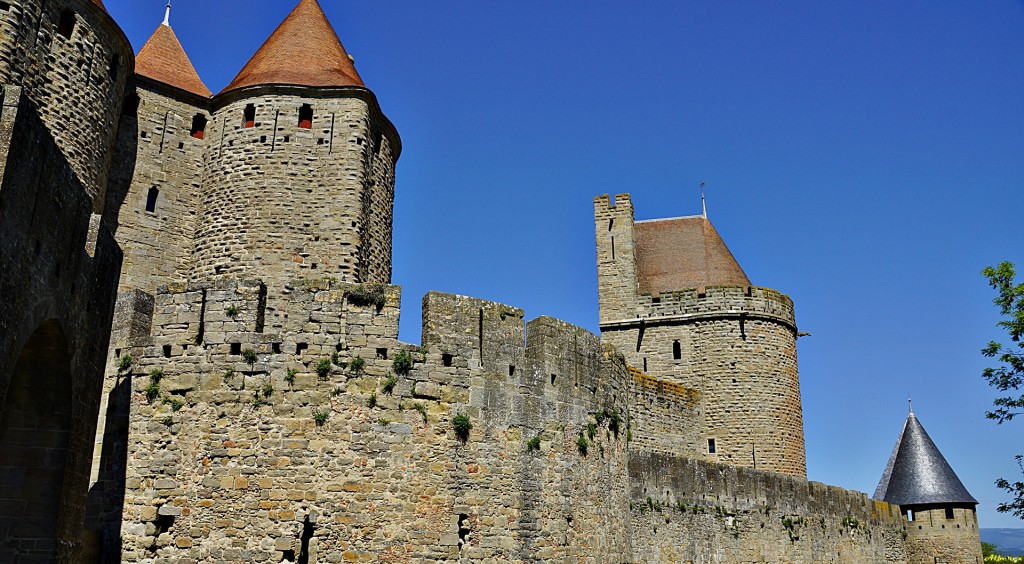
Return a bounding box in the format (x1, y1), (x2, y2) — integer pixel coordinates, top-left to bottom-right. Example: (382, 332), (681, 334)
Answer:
(982, 529), (1024, 556)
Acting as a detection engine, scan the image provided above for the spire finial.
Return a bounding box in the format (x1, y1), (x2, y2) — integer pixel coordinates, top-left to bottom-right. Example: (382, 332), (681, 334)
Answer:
(700, 181), (707, 218)
(163, 1), (171, 26)
(908, 397), (914, 415)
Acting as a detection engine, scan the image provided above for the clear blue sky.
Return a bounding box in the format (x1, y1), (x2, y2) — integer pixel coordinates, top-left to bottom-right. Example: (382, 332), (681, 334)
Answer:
(105, 0), (1024, 528)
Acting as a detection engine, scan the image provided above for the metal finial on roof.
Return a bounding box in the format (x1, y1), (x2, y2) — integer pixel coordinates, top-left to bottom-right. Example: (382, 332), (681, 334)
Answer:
(908, 396), (913, 415)
(700, 181), (707, 218)
(163, 1), (171, 26)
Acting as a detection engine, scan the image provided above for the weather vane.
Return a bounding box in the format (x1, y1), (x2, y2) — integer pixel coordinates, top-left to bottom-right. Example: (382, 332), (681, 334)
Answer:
(700, 181), (707, 218)
(163, 1), (171, 26)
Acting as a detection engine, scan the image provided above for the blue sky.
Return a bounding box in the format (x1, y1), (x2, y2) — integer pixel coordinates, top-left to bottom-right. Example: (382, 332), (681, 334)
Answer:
(105, 0), (1024, 528)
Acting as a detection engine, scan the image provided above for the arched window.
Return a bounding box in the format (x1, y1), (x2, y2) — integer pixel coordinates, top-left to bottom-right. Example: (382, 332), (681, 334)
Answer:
(190, 114), (207, 139)
(57, 9), (75, 40)
(672, 340), (681, 360)
(146, 187), (159, 213)
(123, 93), (140, 117)
(243, 104), (256, 128)
(298, 104), (313, 129)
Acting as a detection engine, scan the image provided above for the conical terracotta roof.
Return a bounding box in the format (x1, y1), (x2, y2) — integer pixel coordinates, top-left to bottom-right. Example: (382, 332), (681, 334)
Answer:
(136, 23), (212, 97)
(873, 409), (977, 507)
(634, 216), (751, 293)
(220, 0), (364, 95)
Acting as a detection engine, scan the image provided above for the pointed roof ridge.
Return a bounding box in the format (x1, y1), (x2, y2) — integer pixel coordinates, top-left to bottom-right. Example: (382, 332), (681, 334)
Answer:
(91, 0), (108, 12)
(135, 22), (212, 98)
(873, 410), (977, 506)
(220, 0), (365, 95)
(634, 215), (751, 293)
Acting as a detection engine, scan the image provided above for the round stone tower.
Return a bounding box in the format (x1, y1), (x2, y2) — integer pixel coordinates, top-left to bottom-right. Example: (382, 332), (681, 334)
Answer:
(874, 407), (983, 564)
(191, 0), (400, 287)
(0, 0), (133, 210)
(595, 193), (806, 478)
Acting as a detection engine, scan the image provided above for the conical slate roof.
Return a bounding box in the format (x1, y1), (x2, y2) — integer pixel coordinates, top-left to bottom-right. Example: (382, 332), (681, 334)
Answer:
(873, 409), (977, 506)
(220, 0), (364, 95)
(634, 216), (751, 293)
(136, 23), (212, 97)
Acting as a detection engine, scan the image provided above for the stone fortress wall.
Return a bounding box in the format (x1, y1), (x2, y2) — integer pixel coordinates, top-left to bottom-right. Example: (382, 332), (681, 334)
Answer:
(596, 193), (806, 478)
(0, 0), (131, 561)
(106, 273), (923, 563)
(112, 280), (634, 562)
(191, 89), (398, 289)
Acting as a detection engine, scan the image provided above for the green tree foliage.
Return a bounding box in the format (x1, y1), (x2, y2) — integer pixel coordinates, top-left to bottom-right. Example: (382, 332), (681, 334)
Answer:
(982, 542), (1001, 557)
(982, 262), (1024, 518)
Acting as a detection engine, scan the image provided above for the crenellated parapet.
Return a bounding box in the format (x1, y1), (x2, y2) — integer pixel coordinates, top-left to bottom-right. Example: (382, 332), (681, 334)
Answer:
(603, 285), (797, 333)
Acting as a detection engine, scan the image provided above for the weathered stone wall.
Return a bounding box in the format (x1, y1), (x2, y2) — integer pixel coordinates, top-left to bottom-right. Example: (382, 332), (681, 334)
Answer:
(628, 368), (702, 457)
(115, 284), (632, 562)
(0, 84), (121, 563)
(602, 285), (805, 477)
(904, 506), (982, 564)
(0, 0), (132, 211)
(594, 193), (640, 324)
(630, 452), (910, 563)
(104, 80), (208, 294)
(190, 89), (398, 291)
(595, 192), (806, 478)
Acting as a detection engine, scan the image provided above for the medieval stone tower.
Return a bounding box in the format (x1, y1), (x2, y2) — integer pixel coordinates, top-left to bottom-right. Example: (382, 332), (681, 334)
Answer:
(595, 193), (806, 478)
(0, 0), (130, 561)
(875, 407), (983, 563)
(0, 1), (986, 563)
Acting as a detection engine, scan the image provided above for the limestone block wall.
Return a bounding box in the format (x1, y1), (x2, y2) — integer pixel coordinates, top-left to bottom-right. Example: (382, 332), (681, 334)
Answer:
(628, 368), (701, 457)
(0, 0), (132, 210)
(603, 286), (806, 477)
(903, 506), (982, 564)
(113, 283), (632, 562)
(629, 452), (910, 563)
(105, 81), (209, 294)
(594, 193), (640, 323)
(0, 83), (121, 564)
(190, 90), (398, 291)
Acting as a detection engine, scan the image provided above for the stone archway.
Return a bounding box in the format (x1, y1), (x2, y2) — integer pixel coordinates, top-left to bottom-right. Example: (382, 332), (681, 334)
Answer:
(0, 319), (73, 562)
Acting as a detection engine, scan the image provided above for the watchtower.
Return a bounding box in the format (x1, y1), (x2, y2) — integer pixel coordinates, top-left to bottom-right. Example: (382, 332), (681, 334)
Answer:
(874, 408), (983, 564)
(595, 193), (806, 478)
(191, 0), (400, 293)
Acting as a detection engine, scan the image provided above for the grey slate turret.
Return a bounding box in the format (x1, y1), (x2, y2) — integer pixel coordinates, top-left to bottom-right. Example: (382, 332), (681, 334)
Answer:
(874, 408), (977, 506)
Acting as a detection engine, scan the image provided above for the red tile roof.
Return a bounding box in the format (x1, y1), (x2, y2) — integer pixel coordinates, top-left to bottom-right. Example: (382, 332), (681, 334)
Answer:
(634, 216), (751, 293)
(220, 0), (364, 95)
(91, 0), (107, 11)
(135, 24), (212, 97)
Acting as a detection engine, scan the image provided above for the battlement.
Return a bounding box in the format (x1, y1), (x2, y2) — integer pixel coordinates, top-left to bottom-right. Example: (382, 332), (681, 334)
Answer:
(593, 192), (634, 216)
(602, 284), (797, 332)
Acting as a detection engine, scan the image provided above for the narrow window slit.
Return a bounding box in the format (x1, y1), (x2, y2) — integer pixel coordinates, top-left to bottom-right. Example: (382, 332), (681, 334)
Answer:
(190, 114), (207, 139)
(243, 104), (256, 128)
(57, 9), (75, 40)
(123, 93), (140, 117)
(145, 187), (159, 213)
(298, 104), (313, 129)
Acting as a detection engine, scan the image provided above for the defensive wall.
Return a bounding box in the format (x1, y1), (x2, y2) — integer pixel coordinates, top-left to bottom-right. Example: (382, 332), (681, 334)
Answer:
(0, 80), (121, 563)
(630, 453), (910, 562)
(98, 275), (919, 563)
(109, 280), (632, 562)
